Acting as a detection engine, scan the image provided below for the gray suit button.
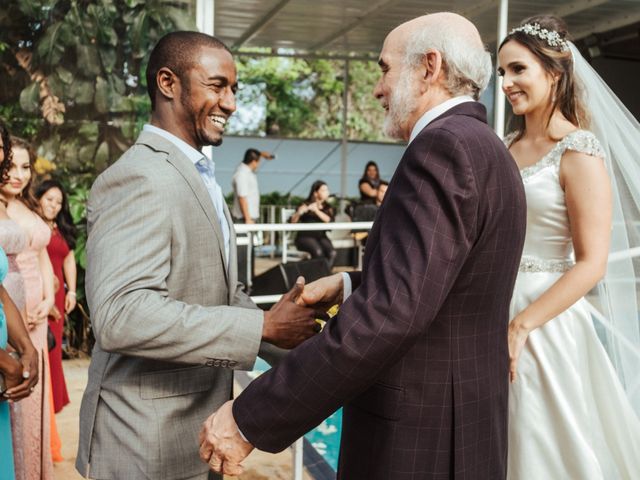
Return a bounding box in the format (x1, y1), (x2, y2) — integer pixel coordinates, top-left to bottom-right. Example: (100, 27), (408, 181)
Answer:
(205, 359), (215, 367)
(228, 361), (237, 368)
(213, 359), (221, 367)
(220, 360), (229, 368)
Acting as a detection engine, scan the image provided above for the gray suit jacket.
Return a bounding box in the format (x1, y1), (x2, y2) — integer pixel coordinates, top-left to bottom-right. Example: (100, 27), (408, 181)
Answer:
(76, 131), (271, 480)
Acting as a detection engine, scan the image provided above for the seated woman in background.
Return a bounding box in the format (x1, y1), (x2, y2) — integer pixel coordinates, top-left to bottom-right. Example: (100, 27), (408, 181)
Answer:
(35, 179), (77, 414)
(358, 161), (382, 203)
(290, 180), (336, 269)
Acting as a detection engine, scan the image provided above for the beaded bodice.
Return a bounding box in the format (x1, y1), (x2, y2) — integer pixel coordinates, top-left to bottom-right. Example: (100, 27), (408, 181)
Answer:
(505, 130), (605, 272)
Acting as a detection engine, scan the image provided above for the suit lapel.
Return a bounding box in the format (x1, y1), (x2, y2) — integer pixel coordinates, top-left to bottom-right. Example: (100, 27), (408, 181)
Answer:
(223, 202), (238, 302)
(136, 132), (230, 280)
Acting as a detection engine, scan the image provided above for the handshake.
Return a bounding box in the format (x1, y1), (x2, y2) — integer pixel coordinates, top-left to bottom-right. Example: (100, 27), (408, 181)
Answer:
(198, 272), (345, 476)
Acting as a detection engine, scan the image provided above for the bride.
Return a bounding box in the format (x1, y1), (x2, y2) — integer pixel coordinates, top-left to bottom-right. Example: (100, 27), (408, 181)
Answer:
(498, 14), (640, 479)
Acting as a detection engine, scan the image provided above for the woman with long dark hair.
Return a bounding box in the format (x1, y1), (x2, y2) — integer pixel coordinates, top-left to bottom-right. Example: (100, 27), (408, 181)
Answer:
(0, 122), (39, 480)
(358, 161), (382, 203)
(1, 137), (56, 480)
(35, 179), (76, 414)
(498, 14), (640, 478)
(290, 180), (336, 269)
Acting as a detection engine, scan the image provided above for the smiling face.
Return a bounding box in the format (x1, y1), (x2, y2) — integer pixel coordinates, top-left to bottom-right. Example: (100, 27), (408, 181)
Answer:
(0, 147), (31, 198)
(39, 186), (63, 221)
(175, 46), (237, 149)
(498, 40), (556, 116)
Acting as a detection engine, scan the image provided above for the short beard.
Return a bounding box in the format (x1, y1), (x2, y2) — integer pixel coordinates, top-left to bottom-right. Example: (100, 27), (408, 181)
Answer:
(178, 80), (224, 148)
(383, 69), (420, 140)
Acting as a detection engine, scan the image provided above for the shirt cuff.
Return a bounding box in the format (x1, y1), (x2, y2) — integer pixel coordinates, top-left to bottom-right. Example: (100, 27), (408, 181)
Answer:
(237, 425), (249, 443)
(341, 272), (352, 301)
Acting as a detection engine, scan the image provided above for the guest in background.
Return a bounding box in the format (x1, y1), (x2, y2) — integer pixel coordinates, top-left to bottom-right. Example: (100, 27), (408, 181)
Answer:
(1, 137), (56, 480)
(354, 180), (389, 220)
(290, 180), (336, 269)
(0, 122), (38, 480)
(375, 180), (388, 206)
(231, 148), (274, 224)
(358, 161), (382, 203)
(35, 179), (76, 414)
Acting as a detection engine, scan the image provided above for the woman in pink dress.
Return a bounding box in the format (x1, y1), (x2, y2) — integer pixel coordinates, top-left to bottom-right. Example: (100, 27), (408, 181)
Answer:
(1, 137), (55, 480)
(35, 179), (76, 413)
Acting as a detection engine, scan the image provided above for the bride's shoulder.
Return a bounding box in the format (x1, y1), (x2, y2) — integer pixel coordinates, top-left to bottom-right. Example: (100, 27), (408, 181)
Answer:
(561, 129), (606, 159)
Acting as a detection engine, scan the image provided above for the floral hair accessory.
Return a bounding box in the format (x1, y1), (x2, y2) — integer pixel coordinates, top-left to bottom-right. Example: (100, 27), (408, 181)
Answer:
(509, 23), (570, 52)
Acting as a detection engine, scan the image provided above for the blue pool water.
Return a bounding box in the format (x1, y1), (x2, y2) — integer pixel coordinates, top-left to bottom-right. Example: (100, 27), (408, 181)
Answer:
(251, 358), (342, 471)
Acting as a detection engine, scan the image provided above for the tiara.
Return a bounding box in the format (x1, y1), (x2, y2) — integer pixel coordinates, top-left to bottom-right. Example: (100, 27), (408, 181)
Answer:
(509, 23), (569, 52)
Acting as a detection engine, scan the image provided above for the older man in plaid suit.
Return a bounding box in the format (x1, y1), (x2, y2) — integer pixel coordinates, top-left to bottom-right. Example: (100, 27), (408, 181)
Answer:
(201, 13), (526, 480)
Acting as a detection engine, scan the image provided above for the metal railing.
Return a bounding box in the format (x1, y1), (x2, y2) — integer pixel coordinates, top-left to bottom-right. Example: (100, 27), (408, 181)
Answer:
(234, 220), (372, 479)
(235, 221), (373, 291)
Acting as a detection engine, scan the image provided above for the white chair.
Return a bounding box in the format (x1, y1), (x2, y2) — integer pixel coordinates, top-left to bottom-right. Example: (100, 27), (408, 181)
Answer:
(281, 207), (310, 263)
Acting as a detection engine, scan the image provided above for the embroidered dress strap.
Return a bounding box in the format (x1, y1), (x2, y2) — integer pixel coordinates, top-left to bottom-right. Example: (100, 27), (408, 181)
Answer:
(558, 130), (606, 159)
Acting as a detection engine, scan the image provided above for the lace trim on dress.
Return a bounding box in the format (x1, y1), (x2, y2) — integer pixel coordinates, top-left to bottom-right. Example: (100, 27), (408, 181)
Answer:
(506, 130), (606, 181)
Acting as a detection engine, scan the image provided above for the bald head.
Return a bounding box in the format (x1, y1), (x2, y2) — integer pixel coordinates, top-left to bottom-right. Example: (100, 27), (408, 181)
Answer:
(391, 13), (483, 50)
(384, 12), (491, 100)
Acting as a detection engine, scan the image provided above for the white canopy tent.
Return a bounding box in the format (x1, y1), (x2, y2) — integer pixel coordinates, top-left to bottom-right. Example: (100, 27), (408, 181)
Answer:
(196, 0), (640, 197)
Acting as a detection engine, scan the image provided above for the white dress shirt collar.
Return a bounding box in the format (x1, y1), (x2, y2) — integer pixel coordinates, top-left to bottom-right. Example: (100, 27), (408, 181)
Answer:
(408, 96), (475, 145)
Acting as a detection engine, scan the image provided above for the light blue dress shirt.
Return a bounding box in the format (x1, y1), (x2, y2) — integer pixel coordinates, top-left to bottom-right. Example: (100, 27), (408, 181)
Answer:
(143, 124), (230, 265)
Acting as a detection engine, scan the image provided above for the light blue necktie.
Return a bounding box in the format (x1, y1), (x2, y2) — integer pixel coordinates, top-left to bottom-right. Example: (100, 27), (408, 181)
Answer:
(195, 156), (230, 266)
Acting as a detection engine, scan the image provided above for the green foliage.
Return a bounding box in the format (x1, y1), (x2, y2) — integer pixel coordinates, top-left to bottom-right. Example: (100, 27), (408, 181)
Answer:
(229, 55), (387, 141)
(0, 0), (195, 176)
(260, 191), (304, 208)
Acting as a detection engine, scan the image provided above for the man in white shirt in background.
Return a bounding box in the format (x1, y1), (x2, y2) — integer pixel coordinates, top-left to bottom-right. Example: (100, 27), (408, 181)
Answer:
(231, 148), (274, 224)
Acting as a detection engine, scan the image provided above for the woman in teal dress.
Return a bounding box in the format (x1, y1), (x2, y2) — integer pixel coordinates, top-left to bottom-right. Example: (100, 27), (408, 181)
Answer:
(0, 246), (18, 479)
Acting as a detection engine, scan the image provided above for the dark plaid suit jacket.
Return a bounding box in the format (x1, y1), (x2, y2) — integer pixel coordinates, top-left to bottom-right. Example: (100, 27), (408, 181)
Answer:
(234, 101), (526, 479)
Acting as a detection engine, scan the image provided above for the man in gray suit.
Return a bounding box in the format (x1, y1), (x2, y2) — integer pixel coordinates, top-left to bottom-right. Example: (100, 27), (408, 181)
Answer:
(76, 32), (320, 480)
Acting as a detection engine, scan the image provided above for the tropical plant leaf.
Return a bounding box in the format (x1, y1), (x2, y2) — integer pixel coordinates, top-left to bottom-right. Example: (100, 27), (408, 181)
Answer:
(19, 81), (40, 113)
(36, 21), (65, 64)
(71, 80), (95, 105)
(56, 65), (74, 84)
(76, 44), (102, 77)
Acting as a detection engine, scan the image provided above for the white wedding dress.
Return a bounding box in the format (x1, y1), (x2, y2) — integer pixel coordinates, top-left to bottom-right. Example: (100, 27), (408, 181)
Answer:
(507, 129), (640, 479)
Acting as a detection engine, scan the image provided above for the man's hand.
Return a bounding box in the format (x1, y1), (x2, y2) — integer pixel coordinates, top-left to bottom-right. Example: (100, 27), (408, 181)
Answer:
(5, 346), (39, 401)
(262, 276), (324, 349)
(199, 400), (254, 476)
(298, 272), (344, 310)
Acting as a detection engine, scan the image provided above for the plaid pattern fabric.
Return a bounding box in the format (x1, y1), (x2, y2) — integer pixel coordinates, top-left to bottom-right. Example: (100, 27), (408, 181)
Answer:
(76, 132), (264, 480)
(234, 102), (526, 479)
